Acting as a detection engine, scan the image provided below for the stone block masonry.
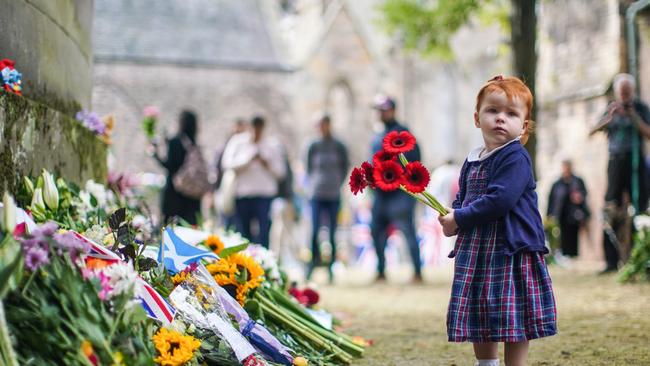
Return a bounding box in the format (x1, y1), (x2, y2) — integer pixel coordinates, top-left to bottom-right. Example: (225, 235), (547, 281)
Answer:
(0, 91), (106, 194)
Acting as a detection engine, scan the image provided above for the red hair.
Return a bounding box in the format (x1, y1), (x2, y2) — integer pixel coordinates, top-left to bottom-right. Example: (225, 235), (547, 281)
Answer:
(475, 76), (534, 144)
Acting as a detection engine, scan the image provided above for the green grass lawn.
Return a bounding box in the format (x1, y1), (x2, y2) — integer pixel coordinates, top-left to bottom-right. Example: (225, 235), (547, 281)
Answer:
(318, 263), (650, 366)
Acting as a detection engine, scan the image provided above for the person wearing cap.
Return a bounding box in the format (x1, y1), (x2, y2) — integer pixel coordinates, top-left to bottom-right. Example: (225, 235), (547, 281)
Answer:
(305, 114), (350, 283)
(370, 96), (423, 283)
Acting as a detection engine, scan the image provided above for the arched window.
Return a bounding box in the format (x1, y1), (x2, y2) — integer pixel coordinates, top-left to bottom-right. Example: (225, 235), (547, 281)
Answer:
(325, 79), (354, 134)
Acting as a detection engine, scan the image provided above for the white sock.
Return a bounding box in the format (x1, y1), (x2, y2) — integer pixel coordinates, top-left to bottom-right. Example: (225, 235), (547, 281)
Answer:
(474, 359), (500, 366)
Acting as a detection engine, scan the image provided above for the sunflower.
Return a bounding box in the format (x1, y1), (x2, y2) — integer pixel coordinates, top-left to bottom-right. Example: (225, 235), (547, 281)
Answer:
(207, 253), (264, 305)
(152, 328), (201, 366)
(171, 263), (198, 287)
(204, 234), (225, 255)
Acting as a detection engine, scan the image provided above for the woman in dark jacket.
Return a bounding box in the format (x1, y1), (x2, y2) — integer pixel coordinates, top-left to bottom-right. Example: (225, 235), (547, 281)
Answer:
(547, 160), (589, 257)
(153, 110), (201, 225)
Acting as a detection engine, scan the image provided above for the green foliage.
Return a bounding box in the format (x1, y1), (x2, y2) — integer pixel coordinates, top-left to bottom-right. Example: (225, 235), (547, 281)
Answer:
(4, 251), (155, 365)
(619, 225), (650, 282)
(377, 0), (509, 58)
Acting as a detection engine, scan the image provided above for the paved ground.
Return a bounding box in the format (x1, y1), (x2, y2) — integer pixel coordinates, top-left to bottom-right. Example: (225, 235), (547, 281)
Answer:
(316, 261), (650, 366)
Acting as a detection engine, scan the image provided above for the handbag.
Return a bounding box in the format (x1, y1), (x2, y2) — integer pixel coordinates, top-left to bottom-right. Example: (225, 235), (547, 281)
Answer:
(172, 136), (211, 199)
(215, 168), (237, 215)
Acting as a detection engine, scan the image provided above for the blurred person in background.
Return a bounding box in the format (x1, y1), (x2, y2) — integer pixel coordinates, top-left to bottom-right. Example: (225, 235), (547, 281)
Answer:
(547, 160), (589, 259)
(370, 96), (423, 283)
(221, 116), (286, 248)
(590, 73), (650, 273)
(304, 114), (349, 283)
(213, 118), (247, 229)
(151, 109), (202, 225)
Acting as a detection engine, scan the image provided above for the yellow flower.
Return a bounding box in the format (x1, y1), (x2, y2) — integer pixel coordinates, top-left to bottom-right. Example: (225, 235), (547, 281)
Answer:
(171, 271), (190, 287)
(111, 351), (125, 366)
(293, 356), (309, 366)
(207, 253), (264, 305)
(152, 328), (201, 366)
(205, 235), (225, 255)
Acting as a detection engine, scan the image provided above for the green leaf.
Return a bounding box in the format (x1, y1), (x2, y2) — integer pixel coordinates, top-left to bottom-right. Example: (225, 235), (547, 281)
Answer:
(0, 236), (23, 299)
(219, 243), (248, 258)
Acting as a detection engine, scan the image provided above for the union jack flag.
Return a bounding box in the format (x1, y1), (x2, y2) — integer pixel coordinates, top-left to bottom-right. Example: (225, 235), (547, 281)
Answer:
(75, 231), (176, 324)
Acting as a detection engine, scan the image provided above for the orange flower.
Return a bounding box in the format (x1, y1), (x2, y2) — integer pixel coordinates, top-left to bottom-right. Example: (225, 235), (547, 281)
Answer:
(81, 340), (99, 366)
(205, 235), (225, 255)
(85, 257), (114, 270)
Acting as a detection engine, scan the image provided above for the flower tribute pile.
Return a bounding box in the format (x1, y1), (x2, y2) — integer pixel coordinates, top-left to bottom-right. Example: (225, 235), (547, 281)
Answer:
(0, 169), (367, 366)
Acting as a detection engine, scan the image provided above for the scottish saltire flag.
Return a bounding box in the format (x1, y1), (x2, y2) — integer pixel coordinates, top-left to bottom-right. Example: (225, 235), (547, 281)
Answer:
(75, 231), (176, 324)
(158, 226), (218, 273)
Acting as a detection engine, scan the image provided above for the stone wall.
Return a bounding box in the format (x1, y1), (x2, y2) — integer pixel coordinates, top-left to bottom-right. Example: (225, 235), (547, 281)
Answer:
(0, 91), (107, 194)
(536, 0), (622, 260)
(92, 63), (292, 175)
(0, 0), (94, 112)
(0, 0), (105, 194)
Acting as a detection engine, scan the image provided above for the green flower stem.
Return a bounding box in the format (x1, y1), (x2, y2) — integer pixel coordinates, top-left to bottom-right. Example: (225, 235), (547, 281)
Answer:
(255, 293), (353, 364)
(422, 191), (448, 215)
(107, 306), (126, 344)
(398, 153), (409, 166)
(20, 271), (37, 296)
(262, 289), (364, 355)
(397, 153), (449, 215)
(399, 187), (435, 208)
(0, 300), (19, 366)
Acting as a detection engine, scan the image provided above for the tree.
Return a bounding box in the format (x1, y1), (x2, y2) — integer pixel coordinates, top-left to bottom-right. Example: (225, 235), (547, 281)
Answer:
(379, 0), (538, 172)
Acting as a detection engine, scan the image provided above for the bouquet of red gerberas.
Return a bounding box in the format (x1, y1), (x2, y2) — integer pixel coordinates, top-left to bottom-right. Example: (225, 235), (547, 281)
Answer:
(349, 131), (448, 215)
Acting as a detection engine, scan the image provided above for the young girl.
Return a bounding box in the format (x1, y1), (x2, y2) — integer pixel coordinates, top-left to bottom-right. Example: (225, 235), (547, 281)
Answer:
(438, 76), (557, 366)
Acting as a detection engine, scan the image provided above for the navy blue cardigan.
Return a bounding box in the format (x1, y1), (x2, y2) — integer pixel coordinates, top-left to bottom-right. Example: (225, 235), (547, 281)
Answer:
(451, 141), (548, 256)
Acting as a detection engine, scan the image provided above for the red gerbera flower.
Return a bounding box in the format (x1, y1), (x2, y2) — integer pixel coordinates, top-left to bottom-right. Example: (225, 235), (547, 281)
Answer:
(349, 167), (367, 195)
(361, 161), (376, 188)
(373, 160), (404, 191)
(382, 131), (416, 154)
(372, 150), (396, 166)
(403, 161), (430, 193)
(0, 58), (14, 70)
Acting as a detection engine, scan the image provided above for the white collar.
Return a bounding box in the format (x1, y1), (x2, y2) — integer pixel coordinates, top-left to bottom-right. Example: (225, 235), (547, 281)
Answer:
(467, 137), (521, 162)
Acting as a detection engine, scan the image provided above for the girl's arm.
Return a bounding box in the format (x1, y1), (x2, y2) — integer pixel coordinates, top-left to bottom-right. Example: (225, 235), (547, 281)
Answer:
(453, 151), (530, 229)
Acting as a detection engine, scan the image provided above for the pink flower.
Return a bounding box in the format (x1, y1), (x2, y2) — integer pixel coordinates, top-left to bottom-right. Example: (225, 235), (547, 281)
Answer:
(97, 272), (113, 301)
(143, 105), (159, 118)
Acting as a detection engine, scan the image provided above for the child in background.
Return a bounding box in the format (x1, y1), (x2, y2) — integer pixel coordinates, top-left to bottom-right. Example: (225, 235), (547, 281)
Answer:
(438, 76), (557, 366)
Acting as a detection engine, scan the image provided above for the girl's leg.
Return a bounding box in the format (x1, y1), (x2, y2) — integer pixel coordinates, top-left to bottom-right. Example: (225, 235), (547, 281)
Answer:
(473, 342), (499, 365)
(504, 341), (528, 366)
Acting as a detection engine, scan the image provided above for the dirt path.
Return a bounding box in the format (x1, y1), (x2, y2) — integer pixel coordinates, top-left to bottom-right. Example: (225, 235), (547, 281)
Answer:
(318, 262), (650, 366)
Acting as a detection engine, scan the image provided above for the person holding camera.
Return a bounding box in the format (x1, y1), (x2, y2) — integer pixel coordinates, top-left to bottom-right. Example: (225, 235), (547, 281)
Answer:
(589, 73), (650, 273)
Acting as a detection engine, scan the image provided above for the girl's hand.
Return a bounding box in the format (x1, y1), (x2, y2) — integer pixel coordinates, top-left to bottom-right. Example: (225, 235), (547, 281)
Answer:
(438, 208), (459, 237)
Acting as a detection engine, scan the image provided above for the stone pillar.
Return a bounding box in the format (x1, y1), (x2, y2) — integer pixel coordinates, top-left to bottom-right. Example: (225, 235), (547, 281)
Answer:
(0, 0), (94, 112)
(0, 0), (105, 193)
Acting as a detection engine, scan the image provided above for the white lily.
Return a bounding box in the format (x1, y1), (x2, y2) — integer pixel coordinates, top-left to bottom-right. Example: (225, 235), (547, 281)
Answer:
(23, 176), (34, 196)
(31, 188), (45, 211)
(42, 170), (59, 210)
(1, 192), (17, 232)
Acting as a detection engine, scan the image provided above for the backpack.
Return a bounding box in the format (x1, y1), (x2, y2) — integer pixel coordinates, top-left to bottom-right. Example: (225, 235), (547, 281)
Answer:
(172, 136), (211, 199)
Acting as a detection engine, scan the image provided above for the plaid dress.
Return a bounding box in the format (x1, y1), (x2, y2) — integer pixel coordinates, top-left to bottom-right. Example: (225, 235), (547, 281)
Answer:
(447, 158), (557, 342)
